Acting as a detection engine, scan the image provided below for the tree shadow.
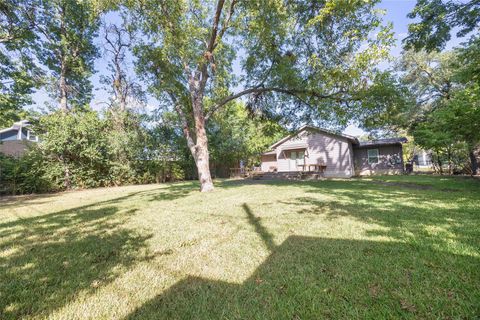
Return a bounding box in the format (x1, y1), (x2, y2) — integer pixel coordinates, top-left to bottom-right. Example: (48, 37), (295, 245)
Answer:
(282, 182), (479, 255)
(220, 177), (479, 257)
(0, 192), (59, 209)
(0, 192), (152, 320)
(124, 235), (479, 319)
(217, 175), (480, 193)
(0, 182), (196, 211)
(139, 182), (197, 202)
(242, 203), (275, 251)
(123, 203), (479, 319)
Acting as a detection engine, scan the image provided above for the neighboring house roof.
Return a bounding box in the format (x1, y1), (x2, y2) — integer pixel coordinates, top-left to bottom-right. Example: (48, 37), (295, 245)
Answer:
(269, 125), (358, 150)
(0, 120), (30, 134)
(0, 120), (39, 145)
(357, 137), (408, 147)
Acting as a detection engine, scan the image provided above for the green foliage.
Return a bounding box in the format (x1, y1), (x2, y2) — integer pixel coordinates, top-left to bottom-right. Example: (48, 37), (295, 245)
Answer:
(127, 0), (393, 132)
(405, 0), (480, 51)
(456, 35), (480, 84)
(0, 0), (42, 127)
(408, 84), (479, 173)
(439, 84), (480, 148)
(0, 153), (49, 195)
(0, 106), (193, 194)
(34, 0), (100, 108)
(208, 102), (286, 171)
(34, 108), (111, 189)
(355, 71), (414, 133)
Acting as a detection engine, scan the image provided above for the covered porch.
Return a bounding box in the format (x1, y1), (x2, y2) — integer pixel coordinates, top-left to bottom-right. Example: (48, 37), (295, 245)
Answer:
(276, 144), (327, 174)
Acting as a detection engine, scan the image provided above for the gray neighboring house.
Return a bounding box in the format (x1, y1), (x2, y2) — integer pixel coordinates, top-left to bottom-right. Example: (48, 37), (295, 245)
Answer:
(260, 126), (406, 177)
(0, 120), (38, 157)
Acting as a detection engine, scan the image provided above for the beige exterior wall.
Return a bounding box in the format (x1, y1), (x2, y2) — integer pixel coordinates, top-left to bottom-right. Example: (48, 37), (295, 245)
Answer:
(275, 130), (354, 177)
(260, 154), (277, 172)
(0, 140), (31, 157)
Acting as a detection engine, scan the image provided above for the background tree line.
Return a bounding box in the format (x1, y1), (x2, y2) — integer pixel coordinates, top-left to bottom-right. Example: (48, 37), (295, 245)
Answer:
(360, 0), (480, 175)
(0, 0), (479, 194)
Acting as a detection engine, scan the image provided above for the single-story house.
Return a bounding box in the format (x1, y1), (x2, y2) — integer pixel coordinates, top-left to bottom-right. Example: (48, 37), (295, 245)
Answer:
(260, 126), (407, 177)
(0, 120), (38, 157)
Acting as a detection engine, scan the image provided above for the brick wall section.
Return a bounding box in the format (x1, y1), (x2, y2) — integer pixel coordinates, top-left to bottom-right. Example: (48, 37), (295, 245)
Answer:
(0, 140), (31, 157)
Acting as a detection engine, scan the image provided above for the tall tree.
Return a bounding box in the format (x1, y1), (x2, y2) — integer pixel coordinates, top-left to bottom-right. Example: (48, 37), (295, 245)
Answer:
(0, 0), (41, 126)
(405, 0), (480, 51)
(391, 50), (479, 174)
(34, 0), (99, 112)
(121, 0), (392, 191)
(101, 23), (144, 113)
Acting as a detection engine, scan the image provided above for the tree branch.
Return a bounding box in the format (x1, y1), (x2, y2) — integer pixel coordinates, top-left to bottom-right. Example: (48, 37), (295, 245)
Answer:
(205, 86), (343, 120)
(169, 92), (196, 151)
(198, 0), (226, 91)
(207, 0), (226, 53)
(214, 0), (237, 50)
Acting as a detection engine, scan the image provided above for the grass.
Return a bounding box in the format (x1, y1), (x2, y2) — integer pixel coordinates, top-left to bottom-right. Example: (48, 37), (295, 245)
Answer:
(0, 175), (479, 319)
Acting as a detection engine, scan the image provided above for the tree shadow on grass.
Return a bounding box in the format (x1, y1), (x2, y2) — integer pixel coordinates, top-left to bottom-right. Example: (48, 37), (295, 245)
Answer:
(281, 183), (479, 256)
(0, 192), (153, 320)
(124, 204), (479, 319)
(0, 182), (197, 211)
(0, 192), (59, 209)
(221, 178), (479, 258)
(139, 182), (197, 202)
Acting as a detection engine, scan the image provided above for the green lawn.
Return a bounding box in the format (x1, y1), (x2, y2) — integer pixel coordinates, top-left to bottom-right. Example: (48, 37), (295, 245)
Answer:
(0, 176), (479, 319)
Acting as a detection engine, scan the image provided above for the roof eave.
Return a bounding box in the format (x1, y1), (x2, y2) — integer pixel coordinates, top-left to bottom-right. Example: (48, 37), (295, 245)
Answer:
(0, 127), (17, 134)
(269, 125), (358, 149)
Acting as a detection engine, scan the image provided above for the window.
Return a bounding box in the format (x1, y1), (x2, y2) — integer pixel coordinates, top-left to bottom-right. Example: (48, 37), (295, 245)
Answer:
(296, 150), (305, 165)
(27, 130), (37, 142)
(367, 149), (379, 164)
(290, 151), (305, 163)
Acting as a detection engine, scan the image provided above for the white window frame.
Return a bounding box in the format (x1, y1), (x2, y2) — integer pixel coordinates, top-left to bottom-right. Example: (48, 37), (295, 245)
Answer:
(367, 149), (379, 164)
(27, 130), (38, 142)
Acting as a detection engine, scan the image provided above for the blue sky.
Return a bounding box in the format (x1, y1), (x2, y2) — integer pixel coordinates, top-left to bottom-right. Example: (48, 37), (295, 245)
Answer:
(28, 0), (459, 137)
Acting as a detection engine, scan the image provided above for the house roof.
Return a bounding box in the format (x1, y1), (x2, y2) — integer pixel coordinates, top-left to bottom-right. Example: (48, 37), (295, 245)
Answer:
(0, 120), (30, 134)
(262, 150), (277, 156)
(269, 125), (358, 149)
(357, 137), (408, 147)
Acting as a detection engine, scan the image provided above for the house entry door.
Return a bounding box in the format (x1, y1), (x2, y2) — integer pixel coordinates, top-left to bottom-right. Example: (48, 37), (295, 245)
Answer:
(289, 151), (305, 171)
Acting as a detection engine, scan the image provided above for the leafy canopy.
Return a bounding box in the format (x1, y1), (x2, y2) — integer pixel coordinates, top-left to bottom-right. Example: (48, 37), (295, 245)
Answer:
(405, 0), (480, 51)
(34, 0), (100, 108)
(125, 0), (393, 127)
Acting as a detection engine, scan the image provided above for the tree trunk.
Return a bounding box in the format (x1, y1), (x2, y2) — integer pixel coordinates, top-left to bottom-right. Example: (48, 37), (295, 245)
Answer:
(59, 64), (68, 112)
(469, 150), (478, 176)
(186, 83), (214, 192)
(59, 7), (68, 113)
(447, 147), (452, 174)
(435, 151), (443, 175)
(194, 133), (214, 192)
